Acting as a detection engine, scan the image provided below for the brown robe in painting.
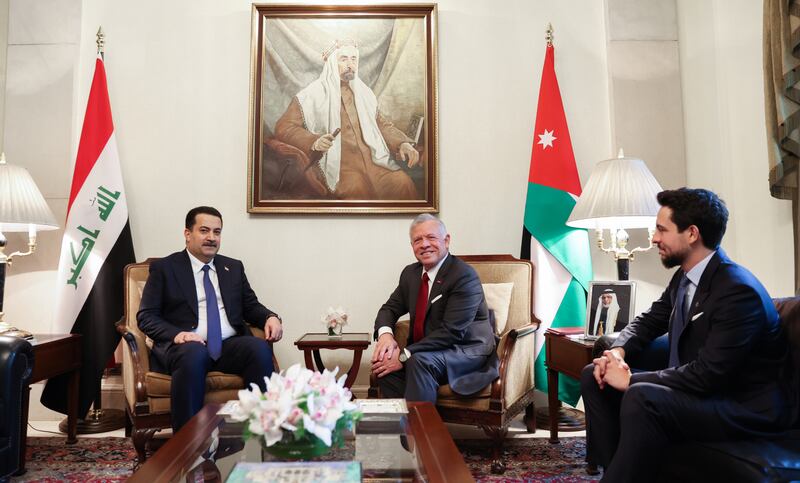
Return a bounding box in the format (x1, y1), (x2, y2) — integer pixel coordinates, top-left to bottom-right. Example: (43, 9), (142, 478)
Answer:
(275, 83), (417, 200)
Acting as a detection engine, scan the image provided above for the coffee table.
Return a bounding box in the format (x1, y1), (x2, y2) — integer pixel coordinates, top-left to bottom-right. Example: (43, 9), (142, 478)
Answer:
(129, 401), (473, 483)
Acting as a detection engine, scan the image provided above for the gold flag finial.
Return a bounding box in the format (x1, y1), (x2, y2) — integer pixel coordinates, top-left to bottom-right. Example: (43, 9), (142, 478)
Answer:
(546, 23), (554, 46)
(96, 26), (105, 55)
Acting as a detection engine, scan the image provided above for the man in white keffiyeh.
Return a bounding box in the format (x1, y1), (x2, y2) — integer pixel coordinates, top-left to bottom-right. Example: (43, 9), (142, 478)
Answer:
(275, 41), (419, 199)
(590, 289), (620, 336)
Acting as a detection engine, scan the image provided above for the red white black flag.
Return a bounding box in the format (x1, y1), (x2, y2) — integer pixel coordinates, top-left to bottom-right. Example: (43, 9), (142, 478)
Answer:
(41, 54), (135, 416)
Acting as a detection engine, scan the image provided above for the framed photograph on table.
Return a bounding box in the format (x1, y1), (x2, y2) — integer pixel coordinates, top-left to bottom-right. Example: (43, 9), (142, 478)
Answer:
(247, 3), (439, 214)
(585, 281), (636, 339)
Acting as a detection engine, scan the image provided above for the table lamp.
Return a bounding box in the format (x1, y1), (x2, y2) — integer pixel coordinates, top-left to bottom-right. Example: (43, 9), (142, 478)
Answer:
(0, 153), (59, 338)
(566, 150), (663, 280)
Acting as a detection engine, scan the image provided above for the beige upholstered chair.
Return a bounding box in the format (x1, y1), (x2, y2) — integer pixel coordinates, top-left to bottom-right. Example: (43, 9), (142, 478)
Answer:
(369, 254), (539, 473)
(117, 259), (274, 463)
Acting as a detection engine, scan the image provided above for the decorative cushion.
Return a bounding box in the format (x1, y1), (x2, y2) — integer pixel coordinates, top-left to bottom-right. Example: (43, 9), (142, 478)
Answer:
(482, 282), (514, 334)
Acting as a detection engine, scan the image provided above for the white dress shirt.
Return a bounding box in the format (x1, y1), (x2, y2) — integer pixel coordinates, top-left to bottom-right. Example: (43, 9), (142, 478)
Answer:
(683, 250), (716, 313)
(187, 251), (236, 341)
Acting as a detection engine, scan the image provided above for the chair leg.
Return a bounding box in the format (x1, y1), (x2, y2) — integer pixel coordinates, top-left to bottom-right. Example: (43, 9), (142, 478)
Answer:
(524, 402), (537, 432)
(132, 428), (158, 464)
(481, 426), (508, 474)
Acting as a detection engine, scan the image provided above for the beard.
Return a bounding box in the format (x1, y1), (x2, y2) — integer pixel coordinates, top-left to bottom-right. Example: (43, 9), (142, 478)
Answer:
(340, 70), (355, 81)
(660, 247), (688, 268)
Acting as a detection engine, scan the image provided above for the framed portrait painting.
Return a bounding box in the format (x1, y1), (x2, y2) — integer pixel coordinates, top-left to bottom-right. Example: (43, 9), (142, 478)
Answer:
(247, 4), (439, 214)
(585, 281), (636, 339)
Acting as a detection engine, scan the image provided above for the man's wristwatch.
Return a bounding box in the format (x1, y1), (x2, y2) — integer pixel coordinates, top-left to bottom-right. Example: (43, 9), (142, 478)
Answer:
(399, 349), (410, 363)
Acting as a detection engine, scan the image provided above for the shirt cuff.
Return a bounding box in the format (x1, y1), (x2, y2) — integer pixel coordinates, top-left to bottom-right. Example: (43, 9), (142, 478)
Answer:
(377, 326), (394, 338)
(403, 348), (411, 359)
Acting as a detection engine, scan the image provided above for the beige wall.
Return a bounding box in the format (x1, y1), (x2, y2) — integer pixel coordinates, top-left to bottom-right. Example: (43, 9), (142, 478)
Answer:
(3, 0), (794, 417)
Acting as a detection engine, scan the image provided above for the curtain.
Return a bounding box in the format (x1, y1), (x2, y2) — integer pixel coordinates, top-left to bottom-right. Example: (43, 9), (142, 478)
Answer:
(764, 0), (800, 292)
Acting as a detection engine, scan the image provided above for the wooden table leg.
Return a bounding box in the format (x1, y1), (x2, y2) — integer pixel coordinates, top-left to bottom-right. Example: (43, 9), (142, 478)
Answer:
(312, 350), (325, 372)
(302, 349), (314, 371)
(343, 349), (364, 389)
(66, 366), (79, 444)
(548, 366), (560, 444)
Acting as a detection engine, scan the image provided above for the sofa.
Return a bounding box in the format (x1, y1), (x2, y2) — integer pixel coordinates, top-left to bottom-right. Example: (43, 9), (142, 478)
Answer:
(592, 296), (800, 482)
(0, 336), (34, 481)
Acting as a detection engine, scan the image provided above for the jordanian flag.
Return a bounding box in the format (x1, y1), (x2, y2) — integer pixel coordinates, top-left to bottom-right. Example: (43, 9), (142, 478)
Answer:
(521, 43), (592, 406)
(42, 53), (135, 416)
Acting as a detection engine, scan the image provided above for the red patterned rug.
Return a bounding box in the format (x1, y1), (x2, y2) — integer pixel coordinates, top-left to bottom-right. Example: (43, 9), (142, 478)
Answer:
(11, 436), (598, 482)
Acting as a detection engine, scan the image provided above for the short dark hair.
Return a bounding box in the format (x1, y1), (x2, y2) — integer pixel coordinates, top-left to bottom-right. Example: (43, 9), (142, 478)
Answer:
(656, 188), (728, 249)
(185, 206), (223, 230)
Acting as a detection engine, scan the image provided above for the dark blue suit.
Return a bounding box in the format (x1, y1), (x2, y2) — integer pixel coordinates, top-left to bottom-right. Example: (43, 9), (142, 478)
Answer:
(137, 250), (278, 430)
(374, 255), (499, 401)
(581, 249), (795, 482)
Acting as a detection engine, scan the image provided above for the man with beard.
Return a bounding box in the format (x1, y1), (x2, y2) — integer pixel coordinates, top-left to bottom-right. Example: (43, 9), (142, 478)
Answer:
(590, 289), (620, 336)
(274, 40), (419, 200)
(580, 188), (796, 482)
(137, 206), (283, 431)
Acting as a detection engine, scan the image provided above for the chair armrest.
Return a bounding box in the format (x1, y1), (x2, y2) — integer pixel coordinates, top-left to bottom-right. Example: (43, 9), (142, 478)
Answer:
(116, 318), (150, 406)
(490, 322), (539, 410)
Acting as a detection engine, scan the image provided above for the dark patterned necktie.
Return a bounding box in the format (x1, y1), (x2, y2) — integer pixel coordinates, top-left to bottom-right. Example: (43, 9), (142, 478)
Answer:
(413, 272), (430, 343)
(668, 275), (691, 367)
(202, 265), (222, 360)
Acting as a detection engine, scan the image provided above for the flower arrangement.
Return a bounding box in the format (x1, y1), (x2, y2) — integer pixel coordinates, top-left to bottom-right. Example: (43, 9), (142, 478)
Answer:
(321, 306), (349, 336)
(231, 364), (361, 456)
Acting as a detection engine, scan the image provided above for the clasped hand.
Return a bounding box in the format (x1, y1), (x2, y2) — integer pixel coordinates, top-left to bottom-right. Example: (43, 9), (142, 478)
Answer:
(592, 349), (632, 391)
(371, 333), (402, 377)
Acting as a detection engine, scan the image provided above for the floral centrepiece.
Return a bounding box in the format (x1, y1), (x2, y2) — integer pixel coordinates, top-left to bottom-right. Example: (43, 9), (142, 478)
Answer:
(321, 306), (348, 336)
(231, 364), (360, 457)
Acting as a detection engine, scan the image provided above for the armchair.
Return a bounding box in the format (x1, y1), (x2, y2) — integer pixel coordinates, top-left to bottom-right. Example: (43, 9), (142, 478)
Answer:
(0, 336), (33, 480)
(117, 259), (276, 464)
(369, 255), (539, 473)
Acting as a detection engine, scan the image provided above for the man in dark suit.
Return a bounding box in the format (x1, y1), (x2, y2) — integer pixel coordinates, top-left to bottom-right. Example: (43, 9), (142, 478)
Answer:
(137, 206), (283, 431)
(371, 214), (499, 402)
(581, 188), (795, 482)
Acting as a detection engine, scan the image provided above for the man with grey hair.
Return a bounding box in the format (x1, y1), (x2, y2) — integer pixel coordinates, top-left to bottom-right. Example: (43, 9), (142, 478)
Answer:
(371, 214), (499, 402)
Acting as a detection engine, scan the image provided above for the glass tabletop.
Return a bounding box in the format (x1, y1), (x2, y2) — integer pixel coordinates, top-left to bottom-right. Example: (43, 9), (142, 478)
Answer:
(179, 416), (421, 482)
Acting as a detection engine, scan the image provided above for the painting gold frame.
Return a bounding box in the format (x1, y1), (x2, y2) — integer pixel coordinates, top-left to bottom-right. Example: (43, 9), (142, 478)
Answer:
(247, 4), (439, 214)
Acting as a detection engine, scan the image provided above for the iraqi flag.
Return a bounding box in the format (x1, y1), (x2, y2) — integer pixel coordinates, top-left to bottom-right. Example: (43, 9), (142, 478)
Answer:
(521, 43), (592, 406)
(41, 54), (135, 416)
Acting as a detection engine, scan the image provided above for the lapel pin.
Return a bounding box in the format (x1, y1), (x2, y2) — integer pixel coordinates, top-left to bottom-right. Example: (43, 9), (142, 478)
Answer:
(224, 266), (230, 271)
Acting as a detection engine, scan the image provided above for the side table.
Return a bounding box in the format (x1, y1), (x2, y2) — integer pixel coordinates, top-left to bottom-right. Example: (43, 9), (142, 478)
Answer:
(19, 334), (82, 474)
(294, 332), (371, 389)
(544, 330), (594, 443)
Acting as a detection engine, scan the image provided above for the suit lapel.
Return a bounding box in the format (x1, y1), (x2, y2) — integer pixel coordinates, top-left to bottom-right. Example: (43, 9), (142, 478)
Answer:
(425, 255), (452, 317)
(408, 263), (423, 318)
(176, 251), (198, 317)
(686, 250), (723, 321)
(215, 256), (231, 318)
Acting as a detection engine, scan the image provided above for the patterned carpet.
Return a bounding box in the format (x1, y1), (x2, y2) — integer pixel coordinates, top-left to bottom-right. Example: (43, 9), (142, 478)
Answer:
(11, 436), (599, 482)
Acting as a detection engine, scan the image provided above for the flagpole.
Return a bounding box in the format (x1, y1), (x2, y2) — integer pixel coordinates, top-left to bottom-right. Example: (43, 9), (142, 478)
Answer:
(56, 25), (127, 435)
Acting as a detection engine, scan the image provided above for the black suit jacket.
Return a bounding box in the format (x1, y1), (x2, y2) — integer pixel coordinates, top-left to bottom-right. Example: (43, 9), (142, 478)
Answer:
(374, 255), (499, 395)
(613, 249), (795, 430)
(137, 250), (277, 368)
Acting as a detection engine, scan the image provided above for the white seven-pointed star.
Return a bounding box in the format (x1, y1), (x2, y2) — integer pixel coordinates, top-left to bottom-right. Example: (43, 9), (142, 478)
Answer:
(537, 129), (557, 149)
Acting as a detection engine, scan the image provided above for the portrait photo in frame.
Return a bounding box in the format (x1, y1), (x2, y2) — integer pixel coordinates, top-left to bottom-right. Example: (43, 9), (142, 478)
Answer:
(585, 281), (636, 339)
(247, 4), (439, 214)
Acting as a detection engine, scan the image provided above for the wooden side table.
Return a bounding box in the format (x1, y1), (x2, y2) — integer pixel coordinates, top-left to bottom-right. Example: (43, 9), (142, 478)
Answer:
(19, 334), (82, 474)
(544, 330), (594, 443)
(294, 333), (371, 389)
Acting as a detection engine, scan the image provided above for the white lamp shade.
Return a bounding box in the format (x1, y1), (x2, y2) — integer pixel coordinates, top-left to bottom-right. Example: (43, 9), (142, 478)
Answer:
(566, 156), (663, 230)
(0, 161), (58, 232)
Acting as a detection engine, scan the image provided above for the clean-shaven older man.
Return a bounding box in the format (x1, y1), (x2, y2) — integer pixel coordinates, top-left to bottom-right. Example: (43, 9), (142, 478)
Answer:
(581, 188), (796, 482)
(137, 206), (283, 431)
(371, 214), (499, 402)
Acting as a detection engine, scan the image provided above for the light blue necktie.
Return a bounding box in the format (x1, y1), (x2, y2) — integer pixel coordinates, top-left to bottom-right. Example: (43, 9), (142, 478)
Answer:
(668, 275), (691, 367)
(202, 265), (222, 361)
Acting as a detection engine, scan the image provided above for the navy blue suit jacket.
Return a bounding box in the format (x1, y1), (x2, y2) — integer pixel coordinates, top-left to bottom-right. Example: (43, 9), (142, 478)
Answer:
(374, 255), (499, 395)
(613, 249), (795, 431)
(137, 250), (277, 368)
